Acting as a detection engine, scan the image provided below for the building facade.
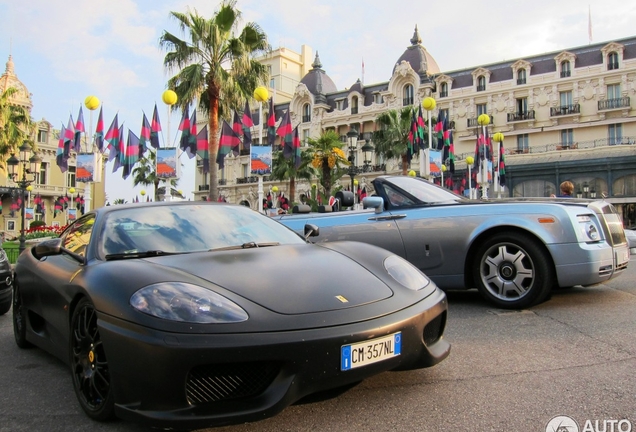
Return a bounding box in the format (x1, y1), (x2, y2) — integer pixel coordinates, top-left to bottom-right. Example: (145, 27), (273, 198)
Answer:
(201, 29), (636, 228)
(0, 55), (106, 237)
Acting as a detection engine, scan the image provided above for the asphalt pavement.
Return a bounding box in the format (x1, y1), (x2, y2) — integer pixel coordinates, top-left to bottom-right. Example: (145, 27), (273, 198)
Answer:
(1, 256), (635, 432)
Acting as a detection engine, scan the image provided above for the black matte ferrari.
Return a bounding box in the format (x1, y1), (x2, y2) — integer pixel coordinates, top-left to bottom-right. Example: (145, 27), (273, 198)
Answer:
(12, 201), (449, 429)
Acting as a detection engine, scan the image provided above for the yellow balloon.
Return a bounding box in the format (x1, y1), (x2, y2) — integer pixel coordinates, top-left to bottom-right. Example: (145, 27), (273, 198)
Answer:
(354, 179), (359, 186)
(466, 156), (474, 165)
(84, 95), (100, 110)
(478, 114), (490, 126)
(408, 170), (416, 177)
(493, 132), (504, 142)
(140, 190), (146, 196)
(441, 165), (447, 172)
(422, 97), (436, 111)
(254, 86), (269, 102)
(272, 185), (279, 193)
(162, 89), (178, 106)
(69, 187), (75, 194)
(26, 185), (33, 192)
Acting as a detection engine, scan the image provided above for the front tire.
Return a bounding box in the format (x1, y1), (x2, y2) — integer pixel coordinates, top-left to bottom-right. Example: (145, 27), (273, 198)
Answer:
(473, 232), (553, 309)
(13, 281), (32, 348)
(70, 298), (115, 422)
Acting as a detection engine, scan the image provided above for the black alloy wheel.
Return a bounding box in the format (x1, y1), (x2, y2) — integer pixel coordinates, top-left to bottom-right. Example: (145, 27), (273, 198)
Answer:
(12, 281), (32, 348)
(473, 232), (553, 309)
(70, 298), (115, 421)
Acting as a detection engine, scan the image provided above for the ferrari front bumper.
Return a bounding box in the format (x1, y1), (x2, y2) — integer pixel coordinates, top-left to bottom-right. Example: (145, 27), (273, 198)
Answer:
(98, 287), (450, 429)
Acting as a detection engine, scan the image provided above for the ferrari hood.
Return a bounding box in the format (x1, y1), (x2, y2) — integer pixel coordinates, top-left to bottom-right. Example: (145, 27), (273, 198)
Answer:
(148, 244), (393, 314)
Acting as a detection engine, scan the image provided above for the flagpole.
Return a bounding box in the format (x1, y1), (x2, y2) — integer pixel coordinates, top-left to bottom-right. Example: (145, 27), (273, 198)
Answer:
(83, 95), (100, 212)
(162, 91), (177, 202)
(254, 86), (268, 214)
(422, 97), (435, 182)
(478, 114), (490, 199)
(493, 132), (504, 199)
(466, 156), (474, 198)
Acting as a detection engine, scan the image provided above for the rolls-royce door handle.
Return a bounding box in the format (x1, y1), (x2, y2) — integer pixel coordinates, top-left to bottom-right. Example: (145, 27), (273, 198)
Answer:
(368, 214), (407, 221)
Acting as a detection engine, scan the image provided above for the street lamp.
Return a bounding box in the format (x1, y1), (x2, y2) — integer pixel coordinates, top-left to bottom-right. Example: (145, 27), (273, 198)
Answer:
(583, 182), (589, 198)
(347, 128), (359, 201)
(361, 139), (374, 172)
(7, 141), (42, 254)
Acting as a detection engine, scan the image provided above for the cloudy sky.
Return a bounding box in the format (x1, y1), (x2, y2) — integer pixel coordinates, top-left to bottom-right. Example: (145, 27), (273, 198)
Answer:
(1, 0), (634, 203)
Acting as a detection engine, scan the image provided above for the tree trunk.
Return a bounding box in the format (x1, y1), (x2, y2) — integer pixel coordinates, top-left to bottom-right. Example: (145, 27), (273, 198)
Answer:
(208, 86), (220, 201)
(289, 177), (296, 205)
(322, 160), (331, 197)
(402, 154), (409, 176)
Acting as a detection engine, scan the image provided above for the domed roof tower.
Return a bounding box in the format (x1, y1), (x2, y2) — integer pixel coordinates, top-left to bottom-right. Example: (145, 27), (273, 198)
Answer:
(300, 52), (338, 104)
(0, 55), (33, 112)
(392, 25), (440, 77)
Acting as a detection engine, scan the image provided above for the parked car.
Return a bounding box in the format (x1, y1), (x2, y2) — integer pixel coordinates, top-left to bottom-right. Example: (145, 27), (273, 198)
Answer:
(12, 201), (449, 429)
(626, 229), (636, 253)
(0, 247), (13, 315)
(275, 175), (629, 309)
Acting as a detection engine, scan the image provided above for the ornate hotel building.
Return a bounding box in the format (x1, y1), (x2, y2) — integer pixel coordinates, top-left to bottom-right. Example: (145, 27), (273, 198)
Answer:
(208, 28), (636, 228)
(0, 55), (106, 236)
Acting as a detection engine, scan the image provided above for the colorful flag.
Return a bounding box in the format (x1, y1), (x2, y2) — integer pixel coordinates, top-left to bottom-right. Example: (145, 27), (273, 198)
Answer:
(56, 123), (68, 172)
(74, 106), (85, 152)
(151, 103), (161, 148)
(292, 126), (302, 169)
(178, 105), (191, 154)
(267, 97), (276, 146)
(123, 129), (140, 180)
(196, 125), (210, 174)
(434, 111), (445, 150)
(216, 120), (240, 169)
(64, 115), (76, 158)
(105, 114), (119, 158)
(140, 112), (151, 151)
(95, 106), (104, 152)
(111, 125), (125, 172)
(277, 110), (293, 159)
(188, 109), (198, 157)
(417, 105), (426, 150)
(242, 100), (254, 149)
(407, 110), (417, 161)
(448, 130), (455, 174)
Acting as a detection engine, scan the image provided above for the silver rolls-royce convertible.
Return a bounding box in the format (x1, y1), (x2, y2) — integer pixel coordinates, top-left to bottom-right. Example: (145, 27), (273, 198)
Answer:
(275, 176), (629, 309)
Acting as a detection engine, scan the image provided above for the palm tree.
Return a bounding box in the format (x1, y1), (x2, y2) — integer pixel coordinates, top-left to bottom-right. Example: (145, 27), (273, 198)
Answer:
(0, 87), (33, 169)
(269, 149), (315, 206)
(372, 107), (416, 176)
(131, 150), (176, 201)
(159, 1), (270, 201)
(305, 130), (349, 198)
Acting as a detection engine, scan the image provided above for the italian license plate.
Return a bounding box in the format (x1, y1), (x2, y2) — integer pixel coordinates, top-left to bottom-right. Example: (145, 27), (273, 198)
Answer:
(616, 246), (629, 266)
(341, 332), (401, 371)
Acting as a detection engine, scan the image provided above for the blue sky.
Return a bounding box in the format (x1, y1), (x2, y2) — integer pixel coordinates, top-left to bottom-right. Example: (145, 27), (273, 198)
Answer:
(1, 0), (634, 203)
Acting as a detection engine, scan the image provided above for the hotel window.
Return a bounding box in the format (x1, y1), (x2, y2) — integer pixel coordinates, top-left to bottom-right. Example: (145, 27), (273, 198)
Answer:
(608, 124), (622, 145)
(37, 162), (48, 185)
(476, 103), (487, 116)
(517, 69), (526, 85)
(560, 129), (574, 146)
(302, 103), (311, 123)
(67, 166), (76, 188)
(403, 84), (414, 106)
(477, 76), (486, 91)
(439, 108), (449, 122)
(351, 96), (359, 114)
(560, 91), (573, 107)
(335, 99), (344, 110)
(560, 61), (571, 78)
(440, 82), (448, 97)
(517, 134), (529, 152)
(373, 92), (383, 104)
(607, 83), (621, 100)
(516, 97), (528, 115)
(303, 129), (310, 146)
(269, 78), (275, 88)
(242, 163), (249, 177)
(608, 52), (619, 70)
(37, 130), (48, 143)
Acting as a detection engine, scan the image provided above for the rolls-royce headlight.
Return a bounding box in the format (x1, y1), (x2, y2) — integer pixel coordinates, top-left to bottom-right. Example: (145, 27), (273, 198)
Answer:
(577, 215), (601, 241)
(384, 255), (430, 291)
(131, 282), (248, 323)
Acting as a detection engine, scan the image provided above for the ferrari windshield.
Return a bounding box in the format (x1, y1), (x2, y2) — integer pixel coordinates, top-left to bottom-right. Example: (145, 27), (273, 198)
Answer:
(386, 176), (466, 204)
(99, 204), (304, 257)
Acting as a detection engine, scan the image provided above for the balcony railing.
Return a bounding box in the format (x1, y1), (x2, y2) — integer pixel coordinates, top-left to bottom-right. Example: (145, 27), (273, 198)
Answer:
(476, 85), (486, 92)
(351, 107), (358, 114)
(517, 78), (526, 85)
(608, 61), (619, 70)
(198, 185), (210, 191)
(598, 97), (630, 110)
(439, 91), (448, 98)
(302, 115), (311, 123)
(560, 70), (571, 78)
(550, 104), (580, 116)
(403, 97), (413, 106)
(507, 110), (535, 122)
(468, 117), (490, 128)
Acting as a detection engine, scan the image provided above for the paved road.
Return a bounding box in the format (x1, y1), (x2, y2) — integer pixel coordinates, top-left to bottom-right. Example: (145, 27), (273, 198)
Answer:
(1, 257), (635, 432)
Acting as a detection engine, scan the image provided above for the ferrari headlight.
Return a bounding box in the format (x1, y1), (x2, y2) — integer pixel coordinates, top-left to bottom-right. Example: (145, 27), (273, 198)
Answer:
(384, 255), (430, 291)
(130, 282), (248, 323)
